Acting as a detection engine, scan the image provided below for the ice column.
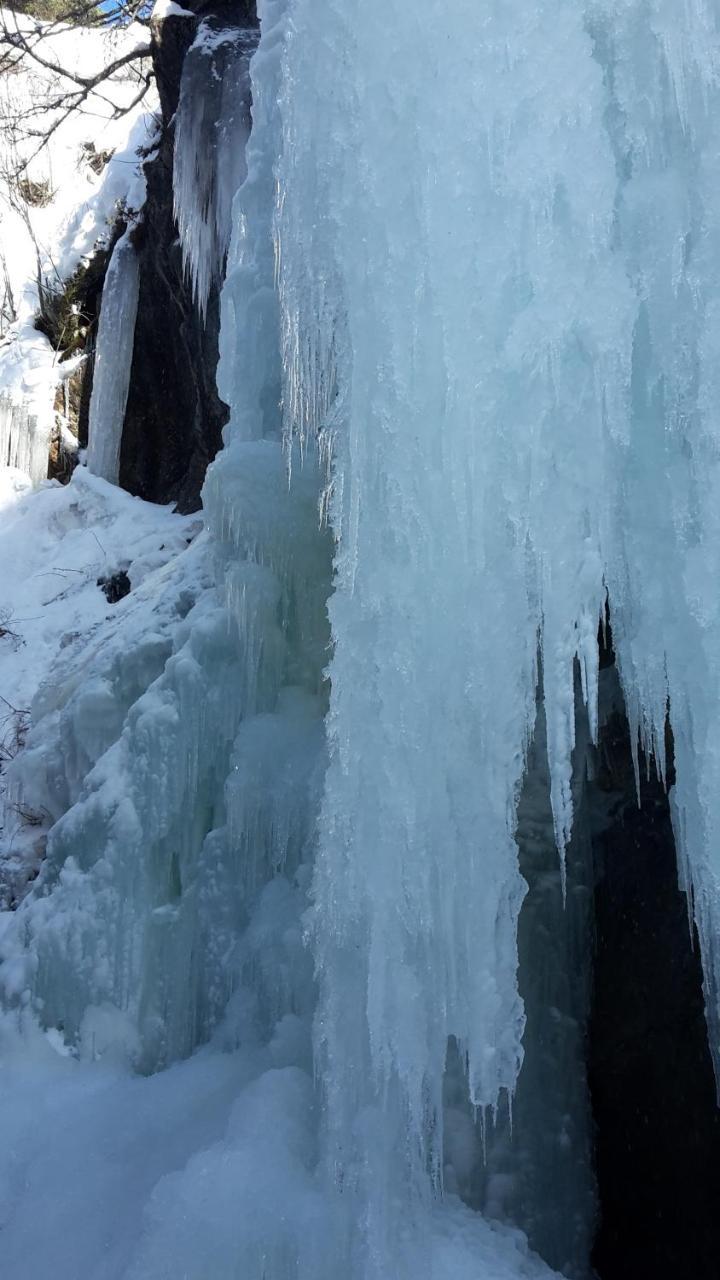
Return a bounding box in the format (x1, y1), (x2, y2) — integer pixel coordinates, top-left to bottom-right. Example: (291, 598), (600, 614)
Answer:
(86, 228), (140, 485)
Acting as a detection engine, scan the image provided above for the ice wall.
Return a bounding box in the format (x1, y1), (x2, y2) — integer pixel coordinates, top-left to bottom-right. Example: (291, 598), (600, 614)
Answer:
(86, 228), (141, 485)
(174, 24), (258, 319)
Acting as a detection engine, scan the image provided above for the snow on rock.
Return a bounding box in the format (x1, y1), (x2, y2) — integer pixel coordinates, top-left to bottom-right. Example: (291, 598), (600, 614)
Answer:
(151, 0), (195, 19)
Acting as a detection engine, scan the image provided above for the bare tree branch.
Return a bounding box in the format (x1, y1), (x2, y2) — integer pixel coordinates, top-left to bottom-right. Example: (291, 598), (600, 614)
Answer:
(0, 2), (155, 176)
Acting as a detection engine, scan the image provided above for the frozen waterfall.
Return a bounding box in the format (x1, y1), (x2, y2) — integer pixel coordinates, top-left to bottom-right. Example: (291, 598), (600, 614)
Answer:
(3, 0), (720, 1278)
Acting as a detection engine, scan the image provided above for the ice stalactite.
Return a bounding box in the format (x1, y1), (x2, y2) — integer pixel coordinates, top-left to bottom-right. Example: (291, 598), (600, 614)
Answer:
(86, 228), (141, 485)
(173, 23), (258, 319)
(0, 394), (49, 487)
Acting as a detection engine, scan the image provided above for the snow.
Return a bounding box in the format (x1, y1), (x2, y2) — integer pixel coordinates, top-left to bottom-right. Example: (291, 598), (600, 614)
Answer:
(0, 1010), (558, 1280)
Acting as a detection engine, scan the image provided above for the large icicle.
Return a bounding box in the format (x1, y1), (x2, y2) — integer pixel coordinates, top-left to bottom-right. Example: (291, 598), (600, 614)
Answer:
(173, 23), (258, 319)
(86, 228), (140, 485)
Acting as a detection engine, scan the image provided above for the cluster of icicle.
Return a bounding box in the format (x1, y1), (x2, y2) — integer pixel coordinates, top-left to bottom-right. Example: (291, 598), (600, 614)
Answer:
(0, 393), (50, 487)
(274, 0), (720, 1270)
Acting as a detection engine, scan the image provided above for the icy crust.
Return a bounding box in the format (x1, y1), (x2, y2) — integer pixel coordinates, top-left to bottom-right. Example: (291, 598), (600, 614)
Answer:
(0, 444), (331, 1066)
(173, 22), (258, 319)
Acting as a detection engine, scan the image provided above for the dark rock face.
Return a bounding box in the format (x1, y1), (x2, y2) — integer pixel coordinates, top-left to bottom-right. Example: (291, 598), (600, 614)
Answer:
(589, 667), (720, 1279)
(119, 0), (258, 513)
